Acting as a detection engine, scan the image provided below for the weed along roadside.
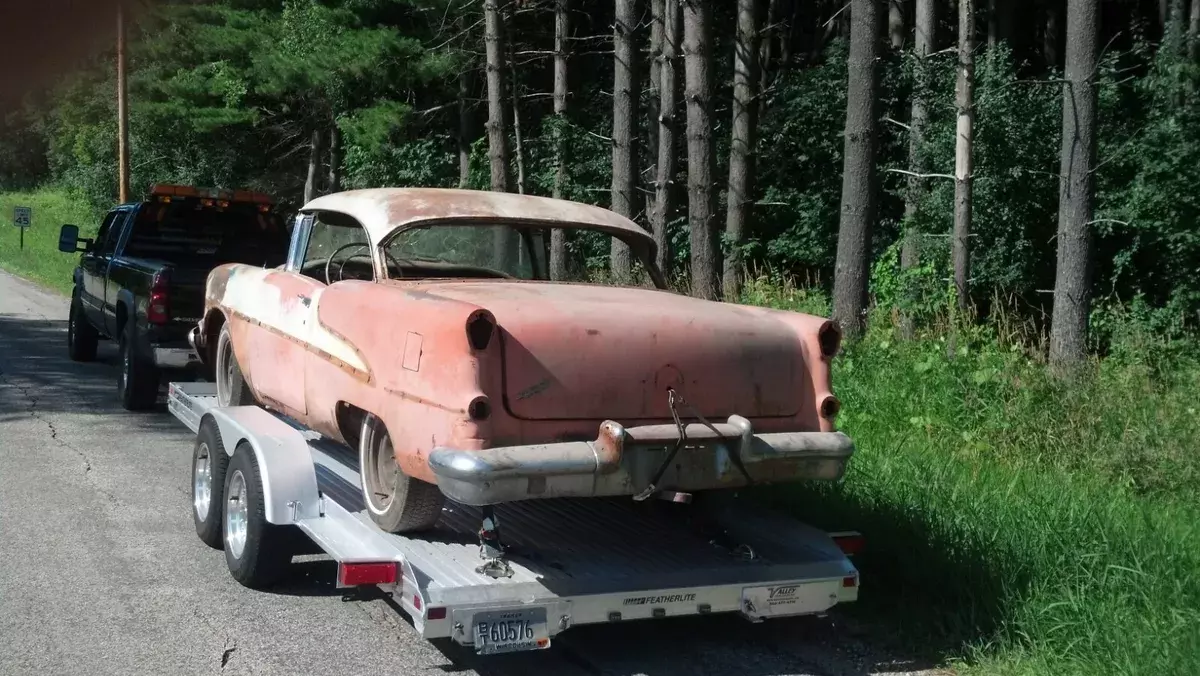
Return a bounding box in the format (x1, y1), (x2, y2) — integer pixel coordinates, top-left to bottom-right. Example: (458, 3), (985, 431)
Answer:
(0, 189), (100, 295)
(751, 286), (1200, 675)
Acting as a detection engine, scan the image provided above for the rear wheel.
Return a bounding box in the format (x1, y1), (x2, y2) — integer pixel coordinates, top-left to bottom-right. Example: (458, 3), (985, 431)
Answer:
(215, 322), (255, 407)
(359, 413), (444, 533)
(192, 418), (230, 549)
(117, 323), (159, 411)
(223, 443), (293, 589)
(67, 291), (99, 362)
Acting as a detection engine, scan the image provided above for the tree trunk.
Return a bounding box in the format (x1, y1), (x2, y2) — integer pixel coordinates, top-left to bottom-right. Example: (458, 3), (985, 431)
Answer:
(1160, 0), (1170, 30)
(953, 0), (975, 313)
(1167, 0), (1186, 55)
(902, 0), (934, 278)
(510, 40), (527, 196)
(484, 1), (511, 193)
(484, 0), (513, 272)
(327, 123), (341, 193)
(610, 0), (640, 282)
(550, 0), (570, 281)
(723, 0), (762, 301)
(646, 0), (664, 222)
(1049, 0), (1099, 372)
(832, 0), (880, 338)
(1043, 3), (1059, 68)
(987, 0), (1010, 48)
(889, 0), (905, 50)
(652, 0), (681, 279)
(760, 0), (782, 92)
(1191, 0), (1200, 62)
(458, 69), (472, 188)
(1190, 0), (1200, 61)
(304, 129), (322, 204)
(684, 0), (720, 300)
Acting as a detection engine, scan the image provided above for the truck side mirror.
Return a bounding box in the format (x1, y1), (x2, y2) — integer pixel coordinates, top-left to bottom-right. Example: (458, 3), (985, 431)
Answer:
(58, 224), (82, 253)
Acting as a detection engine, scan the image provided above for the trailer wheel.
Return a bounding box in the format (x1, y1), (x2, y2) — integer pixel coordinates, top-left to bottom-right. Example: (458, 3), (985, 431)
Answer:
(215, 323), (255, 408)
(223, 443), (292, 589)
(192, 418), (230, 549)
(359, 413), (444, 533)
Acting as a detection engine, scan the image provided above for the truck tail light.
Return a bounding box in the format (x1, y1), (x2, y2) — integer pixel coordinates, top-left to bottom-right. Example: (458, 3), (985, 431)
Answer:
(148, 270), (170, 325)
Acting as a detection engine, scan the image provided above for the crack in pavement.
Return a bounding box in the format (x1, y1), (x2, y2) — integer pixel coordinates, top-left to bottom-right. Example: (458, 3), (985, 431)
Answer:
(0, 360), (118, 504)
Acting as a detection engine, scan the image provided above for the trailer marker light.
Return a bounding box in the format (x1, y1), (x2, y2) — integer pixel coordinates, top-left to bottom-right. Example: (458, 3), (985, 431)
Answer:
(829, 531), (865, 556)
(842, 575), (858, 588)
(427, 606), (446, 620)
(412, 594), (422, 611)
(337, 561), (397, 587)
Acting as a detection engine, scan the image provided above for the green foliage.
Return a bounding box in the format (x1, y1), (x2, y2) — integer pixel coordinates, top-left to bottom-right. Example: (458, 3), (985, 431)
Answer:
(0, 188), (102, 293)
(749, 283), (1200, 675)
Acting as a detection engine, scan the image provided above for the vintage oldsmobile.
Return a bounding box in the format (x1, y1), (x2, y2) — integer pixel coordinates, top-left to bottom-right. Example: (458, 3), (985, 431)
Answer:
(191, 188), (854, 534)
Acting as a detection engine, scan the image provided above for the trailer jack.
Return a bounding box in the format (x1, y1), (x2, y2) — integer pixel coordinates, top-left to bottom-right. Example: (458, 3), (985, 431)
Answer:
(475, 505), (514, 579)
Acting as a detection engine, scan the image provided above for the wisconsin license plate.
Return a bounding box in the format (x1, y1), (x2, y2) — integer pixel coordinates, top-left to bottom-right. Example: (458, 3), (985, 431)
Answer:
(472, 607), (550, 655)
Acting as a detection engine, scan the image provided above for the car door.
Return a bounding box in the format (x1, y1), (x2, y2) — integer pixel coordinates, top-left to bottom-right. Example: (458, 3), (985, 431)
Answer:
(98, 209), (132, 337)
(231, 214), (323, 418)
(79, 211), (122, 330)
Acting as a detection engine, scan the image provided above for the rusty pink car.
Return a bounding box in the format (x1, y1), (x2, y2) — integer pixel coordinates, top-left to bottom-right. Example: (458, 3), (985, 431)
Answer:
(191, 188), (853, 534)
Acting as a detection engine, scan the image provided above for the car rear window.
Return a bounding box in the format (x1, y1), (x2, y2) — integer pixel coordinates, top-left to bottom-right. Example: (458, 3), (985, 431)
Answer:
(124, 200), (290, 267)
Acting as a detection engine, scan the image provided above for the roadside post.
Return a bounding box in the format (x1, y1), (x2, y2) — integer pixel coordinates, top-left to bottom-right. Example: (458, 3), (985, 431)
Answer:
(14, 206), (31, 250)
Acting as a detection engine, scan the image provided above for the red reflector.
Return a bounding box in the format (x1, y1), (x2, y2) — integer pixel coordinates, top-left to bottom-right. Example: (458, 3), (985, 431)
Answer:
(412, 593), (422, 611)
(842, 575), (858, 588)
(830, 531), (865, 556)
(337, 562), (397, 587)
(427, 606), (446, 620)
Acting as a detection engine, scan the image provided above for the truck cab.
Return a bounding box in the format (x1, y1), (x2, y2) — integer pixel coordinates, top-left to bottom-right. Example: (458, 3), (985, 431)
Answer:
(59, 184), (290, 410)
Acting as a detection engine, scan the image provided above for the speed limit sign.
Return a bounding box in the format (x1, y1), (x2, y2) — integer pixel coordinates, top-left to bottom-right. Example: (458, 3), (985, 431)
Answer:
(14, 206), (31, 228)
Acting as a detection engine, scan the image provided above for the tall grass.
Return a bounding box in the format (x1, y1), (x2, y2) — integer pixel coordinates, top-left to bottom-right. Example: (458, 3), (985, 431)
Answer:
(743, 275), (1200, 675)
(0, 189), (101, 294)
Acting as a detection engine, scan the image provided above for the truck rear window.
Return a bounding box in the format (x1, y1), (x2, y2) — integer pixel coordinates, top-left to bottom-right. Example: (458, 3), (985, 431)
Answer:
(123, 201), (290, 267)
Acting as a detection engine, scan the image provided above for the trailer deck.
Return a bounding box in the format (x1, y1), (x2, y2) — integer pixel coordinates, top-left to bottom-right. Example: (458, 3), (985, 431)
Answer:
(169, 381), (859, 655)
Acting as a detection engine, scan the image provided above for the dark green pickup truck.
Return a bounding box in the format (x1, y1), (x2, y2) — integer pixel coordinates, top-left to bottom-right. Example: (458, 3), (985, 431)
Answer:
(59, 185), (290, 410)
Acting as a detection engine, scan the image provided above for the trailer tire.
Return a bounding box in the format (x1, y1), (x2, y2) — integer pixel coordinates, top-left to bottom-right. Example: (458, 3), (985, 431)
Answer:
(67, 290), (99, 362)
(359, 413), (444, 533)
(215, 323), (255, 408)
(223, 443), (293, 589)
(192, 418), (230, 549)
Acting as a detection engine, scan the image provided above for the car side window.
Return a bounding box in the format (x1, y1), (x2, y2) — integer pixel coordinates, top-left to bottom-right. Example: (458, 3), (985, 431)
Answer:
(94, 212), (120, 255)
(98, 211), (128, 256)
(298, 211), (373, 283)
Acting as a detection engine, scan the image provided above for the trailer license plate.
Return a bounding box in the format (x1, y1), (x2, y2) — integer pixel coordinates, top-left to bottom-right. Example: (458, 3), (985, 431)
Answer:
(472, 608), (550, 655)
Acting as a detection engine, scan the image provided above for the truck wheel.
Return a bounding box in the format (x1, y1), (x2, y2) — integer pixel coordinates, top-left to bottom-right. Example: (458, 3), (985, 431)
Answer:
(192, 418), (230, 549)
(67, 291), (99, 362)
(223, 442), (293, 589)
(117, 325), (159, 411)
(215, 323), (255, 408)
(359, 413), (444, 533)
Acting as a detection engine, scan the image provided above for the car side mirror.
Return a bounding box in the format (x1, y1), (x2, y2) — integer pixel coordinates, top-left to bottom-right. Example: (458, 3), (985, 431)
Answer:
(58, 224), (83, 253)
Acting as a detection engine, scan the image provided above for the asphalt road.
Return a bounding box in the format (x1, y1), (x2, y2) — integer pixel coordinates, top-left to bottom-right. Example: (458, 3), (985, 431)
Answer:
(0, 269), (933, 676)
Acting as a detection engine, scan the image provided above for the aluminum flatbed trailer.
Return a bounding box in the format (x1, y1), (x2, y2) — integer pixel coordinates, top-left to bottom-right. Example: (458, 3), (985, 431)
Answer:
(168, 381), (861, 656)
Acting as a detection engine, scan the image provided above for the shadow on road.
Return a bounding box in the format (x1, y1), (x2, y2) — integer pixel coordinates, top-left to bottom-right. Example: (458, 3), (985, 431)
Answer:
(0, 315), (190, 430)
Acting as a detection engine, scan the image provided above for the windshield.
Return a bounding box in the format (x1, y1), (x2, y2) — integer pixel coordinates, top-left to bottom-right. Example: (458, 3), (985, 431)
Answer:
(124, 201), (290, 267)
(383, 224), (543, 280)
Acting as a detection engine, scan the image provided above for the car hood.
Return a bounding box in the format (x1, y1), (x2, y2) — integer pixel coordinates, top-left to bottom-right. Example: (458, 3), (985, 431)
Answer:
(391, 280), (807, 421)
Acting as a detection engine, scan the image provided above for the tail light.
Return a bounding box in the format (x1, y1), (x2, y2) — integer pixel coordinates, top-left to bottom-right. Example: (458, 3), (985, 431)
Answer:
(148, 270), (170, 325)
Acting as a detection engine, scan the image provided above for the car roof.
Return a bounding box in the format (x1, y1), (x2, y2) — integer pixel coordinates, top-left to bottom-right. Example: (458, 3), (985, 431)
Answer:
(300, 188), (655, 252)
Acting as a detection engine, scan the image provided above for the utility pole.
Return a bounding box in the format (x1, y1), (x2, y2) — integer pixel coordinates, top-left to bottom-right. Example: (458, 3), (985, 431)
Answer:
(117, 1), (130, 203)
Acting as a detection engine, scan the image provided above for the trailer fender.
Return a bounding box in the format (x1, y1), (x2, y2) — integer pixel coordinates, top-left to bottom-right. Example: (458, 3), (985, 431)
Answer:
(203, 408), (322, 525)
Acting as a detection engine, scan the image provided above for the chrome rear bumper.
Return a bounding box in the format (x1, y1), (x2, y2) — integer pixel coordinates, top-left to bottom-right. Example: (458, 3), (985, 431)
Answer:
(427, 416), (855, 506)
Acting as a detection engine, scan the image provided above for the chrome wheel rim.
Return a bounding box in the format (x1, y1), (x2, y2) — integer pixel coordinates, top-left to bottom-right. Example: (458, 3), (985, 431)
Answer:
(216, 336), (231, 407)
(193, 442), (211, 519)
(225, 469), (248, 559)
(67, 306), (76, 348)
(120, 340), (129, 392)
